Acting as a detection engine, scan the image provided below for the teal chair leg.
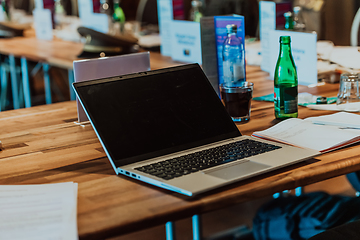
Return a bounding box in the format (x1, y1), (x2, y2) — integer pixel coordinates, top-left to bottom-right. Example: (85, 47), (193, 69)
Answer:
(9, 55), (19, 109)
(192, 214), (202, 240)
(166, 221), (176, 240)
(0, 65), (8, 111)
(21, 57), (31, 108)
(68, 69), (75, 101)
(43, 63), (52, 104)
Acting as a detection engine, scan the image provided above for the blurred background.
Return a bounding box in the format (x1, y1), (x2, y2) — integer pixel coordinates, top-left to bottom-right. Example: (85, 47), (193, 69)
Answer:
(10, 0), (360, 45)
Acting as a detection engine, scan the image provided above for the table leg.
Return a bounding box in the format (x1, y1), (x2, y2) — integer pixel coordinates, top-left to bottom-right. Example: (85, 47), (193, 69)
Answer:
(192, 214), (202, 240)
(21, 57), (31, 108)
(0, 65), (8, 111)
(9, 55), (19, 109)
(165, 221), (176, 240)
(295, 186), (302, 196)
(68, 69), (75, 100)
(43, 63), (52, 104)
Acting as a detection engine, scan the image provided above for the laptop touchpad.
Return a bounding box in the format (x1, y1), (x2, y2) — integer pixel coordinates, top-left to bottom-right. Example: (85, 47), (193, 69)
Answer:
(205, 161), (270, 180)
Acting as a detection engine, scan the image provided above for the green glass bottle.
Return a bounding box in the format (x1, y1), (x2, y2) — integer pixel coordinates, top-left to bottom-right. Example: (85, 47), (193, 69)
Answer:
(274, 36), (298, 119)
(113, 0), (125, 23)
(113, 0), (125, 33)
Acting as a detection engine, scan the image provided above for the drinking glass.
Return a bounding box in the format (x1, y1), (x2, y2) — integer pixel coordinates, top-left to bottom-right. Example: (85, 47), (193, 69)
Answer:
(219, 82), (254, 123)
(336, 73), (360, 112)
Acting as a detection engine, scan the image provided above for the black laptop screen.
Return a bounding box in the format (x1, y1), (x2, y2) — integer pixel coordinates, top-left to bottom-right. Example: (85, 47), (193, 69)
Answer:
(74, 64), (241, 166)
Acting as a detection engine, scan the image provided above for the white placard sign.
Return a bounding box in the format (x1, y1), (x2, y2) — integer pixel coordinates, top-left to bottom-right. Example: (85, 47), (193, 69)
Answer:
(157, 0), (173, 56)
(78, 0), (93, 19)
(34, 0), (44, 9)
(259, 1), (276, 73)
(82, 13), (109, 33)
(33, 9), (53, 40)
(268, 30), (318, 86)
(170, 20), (202, 64)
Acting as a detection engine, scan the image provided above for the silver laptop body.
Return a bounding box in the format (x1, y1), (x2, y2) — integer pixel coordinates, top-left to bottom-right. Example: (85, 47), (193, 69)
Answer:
(73, 63), (320, 197)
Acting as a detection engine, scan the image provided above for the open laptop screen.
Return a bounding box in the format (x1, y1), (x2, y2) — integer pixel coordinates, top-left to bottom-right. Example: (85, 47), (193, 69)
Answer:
(74, 64), (241, 166)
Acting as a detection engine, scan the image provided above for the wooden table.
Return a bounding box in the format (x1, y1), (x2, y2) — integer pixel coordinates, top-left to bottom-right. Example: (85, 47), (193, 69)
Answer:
(0, 30), (181, 109)
(1, 64), (359, 240)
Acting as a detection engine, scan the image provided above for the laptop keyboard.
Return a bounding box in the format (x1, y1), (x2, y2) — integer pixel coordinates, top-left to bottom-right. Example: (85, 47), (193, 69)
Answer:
(134, 139), (281, 180)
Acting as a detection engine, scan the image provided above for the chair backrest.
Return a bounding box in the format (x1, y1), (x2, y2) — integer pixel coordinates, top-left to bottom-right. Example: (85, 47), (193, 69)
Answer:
(350, 7), (360, 46)
(136, 0), (158, 25)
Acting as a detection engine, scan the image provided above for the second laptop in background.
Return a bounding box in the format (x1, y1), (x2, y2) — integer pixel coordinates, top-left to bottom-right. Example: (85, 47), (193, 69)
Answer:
(73, 52), (151, 123)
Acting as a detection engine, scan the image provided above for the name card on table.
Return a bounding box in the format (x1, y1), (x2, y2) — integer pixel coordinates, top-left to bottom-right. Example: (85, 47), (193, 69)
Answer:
(34, 0), (44, 9)
(170, 20), (202, 64)
(77, 0), (93, 19)
(81, 13), (109, 34)
(259, 1), (292, 72)
(268, 30), (318, 86)
(33, 8), (53, 40)
(157, 0), (174, 56)
(78, 0), (109, 34)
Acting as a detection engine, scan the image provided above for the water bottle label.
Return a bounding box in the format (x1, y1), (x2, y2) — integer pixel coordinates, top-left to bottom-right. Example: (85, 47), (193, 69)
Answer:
(223, 61), (232, 81)
(233, 63), (245, 80)
(223, 61), (245, 84)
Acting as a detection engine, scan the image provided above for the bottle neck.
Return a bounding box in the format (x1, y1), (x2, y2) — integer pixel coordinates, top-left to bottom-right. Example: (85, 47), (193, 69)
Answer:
(279, 42), (291, 55)
(227, 32), (237, 37)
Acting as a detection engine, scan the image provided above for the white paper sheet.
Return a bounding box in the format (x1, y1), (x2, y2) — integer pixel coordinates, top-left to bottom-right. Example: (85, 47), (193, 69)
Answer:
(252, 114), (360, 152)
(0, 182), (78, 240)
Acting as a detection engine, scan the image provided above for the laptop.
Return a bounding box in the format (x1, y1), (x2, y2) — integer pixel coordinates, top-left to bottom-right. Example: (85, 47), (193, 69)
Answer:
(72, 63), (320, 196)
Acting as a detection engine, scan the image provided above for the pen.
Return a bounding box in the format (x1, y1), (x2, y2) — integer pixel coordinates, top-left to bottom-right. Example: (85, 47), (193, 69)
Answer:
(312, 121), (360, 129)
(338, 127), (360, 130)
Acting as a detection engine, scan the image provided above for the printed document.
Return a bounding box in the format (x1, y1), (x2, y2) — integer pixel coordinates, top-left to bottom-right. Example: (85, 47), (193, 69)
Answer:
(0, 182), (78, 240)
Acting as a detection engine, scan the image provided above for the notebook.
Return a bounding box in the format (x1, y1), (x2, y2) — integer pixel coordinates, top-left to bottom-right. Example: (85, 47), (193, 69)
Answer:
(72, 63), (320, 196)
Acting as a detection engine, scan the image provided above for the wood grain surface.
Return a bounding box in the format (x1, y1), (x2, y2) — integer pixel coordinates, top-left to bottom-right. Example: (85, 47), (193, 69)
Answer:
(0, 29), (183, 70)
(0, 60), (358, 240)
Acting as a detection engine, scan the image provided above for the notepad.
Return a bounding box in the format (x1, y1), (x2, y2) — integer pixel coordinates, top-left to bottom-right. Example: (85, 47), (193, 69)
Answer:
(252, 112), (360, 153)
(0, 182), (78, 240)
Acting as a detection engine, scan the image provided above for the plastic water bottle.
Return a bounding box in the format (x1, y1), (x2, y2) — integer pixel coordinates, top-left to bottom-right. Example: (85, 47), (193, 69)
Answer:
(222, 24), (246, 87)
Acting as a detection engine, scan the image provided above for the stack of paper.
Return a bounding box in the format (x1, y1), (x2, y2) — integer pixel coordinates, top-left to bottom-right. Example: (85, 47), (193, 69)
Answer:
(252, 112), (360, 153)
(0, 182), (78, 240)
